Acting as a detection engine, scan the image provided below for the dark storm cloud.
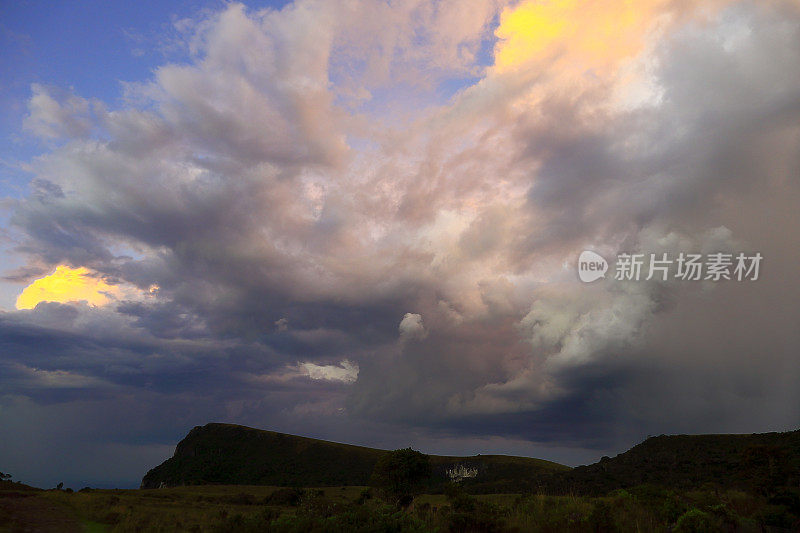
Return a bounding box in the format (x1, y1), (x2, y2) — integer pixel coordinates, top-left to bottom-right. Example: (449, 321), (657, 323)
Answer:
(348, 0), (800, 445)
(2, 0), (800, 488)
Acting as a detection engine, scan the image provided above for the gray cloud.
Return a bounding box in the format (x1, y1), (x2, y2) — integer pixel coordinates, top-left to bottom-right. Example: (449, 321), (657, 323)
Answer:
(2, 0), (800, 488)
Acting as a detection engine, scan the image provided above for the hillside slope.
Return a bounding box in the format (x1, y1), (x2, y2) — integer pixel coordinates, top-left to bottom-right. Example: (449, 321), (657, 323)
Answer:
(140, 423), (568, 490)
(551, 430), (800, 495)
(142, 424), (800, 495)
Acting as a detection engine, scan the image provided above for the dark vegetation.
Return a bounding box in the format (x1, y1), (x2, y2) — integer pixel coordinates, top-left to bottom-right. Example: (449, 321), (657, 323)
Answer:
(143, 423), (800, 498)
(141, 424), (384, 488)
(546, 430), (800, 495)
(4, 425), (800, 531)
(370, 448), (432, 507)
(3, 481), (799, 532)
(141, 423), (567, 492)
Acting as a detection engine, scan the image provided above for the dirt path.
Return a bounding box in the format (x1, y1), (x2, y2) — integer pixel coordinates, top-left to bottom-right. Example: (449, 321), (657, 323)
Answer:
(0, 491), (82, 533)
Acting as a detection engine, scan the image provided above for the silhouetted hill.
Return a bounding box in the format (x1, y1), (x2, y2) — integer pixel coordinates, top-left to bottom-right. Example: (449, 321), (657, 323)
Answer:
(548, 430), (800, 495)
(0, 479), (40, 493)
(140, 423), (568, 490)
(142, 424), (800, 496)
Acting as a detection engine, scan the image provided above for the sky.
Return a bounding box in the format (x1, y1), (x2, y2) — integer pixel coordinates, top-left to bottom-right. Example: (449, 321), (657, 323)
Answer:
(1, 0), (799, 489)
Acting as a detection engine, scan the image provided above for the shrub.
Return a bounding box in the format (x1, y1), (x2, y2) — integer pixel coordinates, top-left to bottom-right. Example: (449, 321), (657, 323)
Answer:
(754, 504), (798, 530)
(674, 508), (718, 533)
(370, 448), (431, 507)
(212, 508), (280, 533)
(356, 488), (372, 505)
(226, 492), (257, 505)
(299, 491), (337, 518)
(443, 488), (510, 532)
(265, 487), (305, 507)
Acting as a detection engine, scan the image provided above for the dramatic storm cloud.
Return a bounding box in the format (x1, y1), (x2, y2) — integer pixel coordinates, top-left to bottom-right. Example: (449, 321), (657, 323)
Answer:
(1, 0), (799, 488)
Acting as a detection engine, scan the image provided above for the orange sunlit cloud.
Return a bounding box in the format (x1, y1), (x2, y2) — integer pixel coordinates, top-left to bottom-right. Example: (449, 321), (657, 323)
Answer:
(493, 0), (694, 74)
(15, 265), (122, 310)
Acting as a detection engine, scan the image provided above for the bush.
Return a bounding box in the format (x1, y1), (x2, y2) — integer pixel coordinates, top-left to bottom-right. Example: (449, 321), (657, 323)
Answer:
(768, 487), (800, 515)
(588, 500), (614, 531)
(219, 502), (429, 533)
(356, 488), (372, 505)
(674, 508), (718, 533)
(754, 504), (798, 529)
(265, 487), (305, 507)
(443, 487), (510, 532)
(318, 503), (429, 533)
(370, 448), (431, 507)
(225, 492), (257, 505)
(212, 507), (280, 533)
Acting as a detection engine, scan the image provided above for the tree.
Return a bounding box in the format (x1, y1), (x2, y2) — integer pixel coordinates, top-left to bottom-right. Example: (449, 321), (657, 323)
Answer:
(369, 448), (431, 507)
(0, 472), (11, 481)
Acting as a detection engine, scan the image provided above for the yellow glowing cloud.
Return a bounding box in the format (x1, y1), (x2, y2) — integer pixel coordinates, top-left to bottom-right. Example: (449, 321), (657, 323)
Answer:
(15, 265), (121, 310)
(493, 0), (673, 74)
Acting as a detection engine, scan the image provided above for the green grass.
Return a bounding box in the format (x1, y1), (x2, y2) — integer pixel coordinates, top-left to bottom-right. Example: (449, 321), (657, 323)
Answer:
(81, 520), (110, 532)
(35, 485), (371, 531)
(2, 483), (793, 532)
(5, 426), (800, 531)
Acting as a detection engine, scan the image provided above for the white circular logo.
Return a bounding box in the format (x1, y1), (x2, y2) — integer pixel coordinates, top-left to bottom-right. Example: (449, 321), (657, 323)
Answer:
(578, 251), (608, 282)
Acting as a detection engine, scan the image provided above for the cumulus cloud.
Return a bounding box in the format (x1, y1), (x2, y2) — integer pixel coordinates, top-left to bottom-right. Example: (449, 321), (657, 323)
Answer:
(14, 265), (153, 310)
(299, 360), (359, 384)
(23, 84), (96, 140)
(399, 312), (427, 342)
(2, 0), (800, 487)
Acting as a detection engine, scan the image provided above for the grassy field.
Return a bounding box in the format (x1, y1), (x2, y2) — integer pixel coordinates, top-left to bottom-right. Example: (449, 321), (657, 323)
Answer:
(5, 426), (800, 531)
(3, 481), (799, 532)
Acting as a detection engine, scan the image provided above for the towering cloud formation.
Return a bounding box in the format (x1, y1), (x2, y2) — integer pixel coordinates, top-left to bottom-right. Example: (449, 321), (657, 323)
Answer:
(2, 0), (800, 487)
